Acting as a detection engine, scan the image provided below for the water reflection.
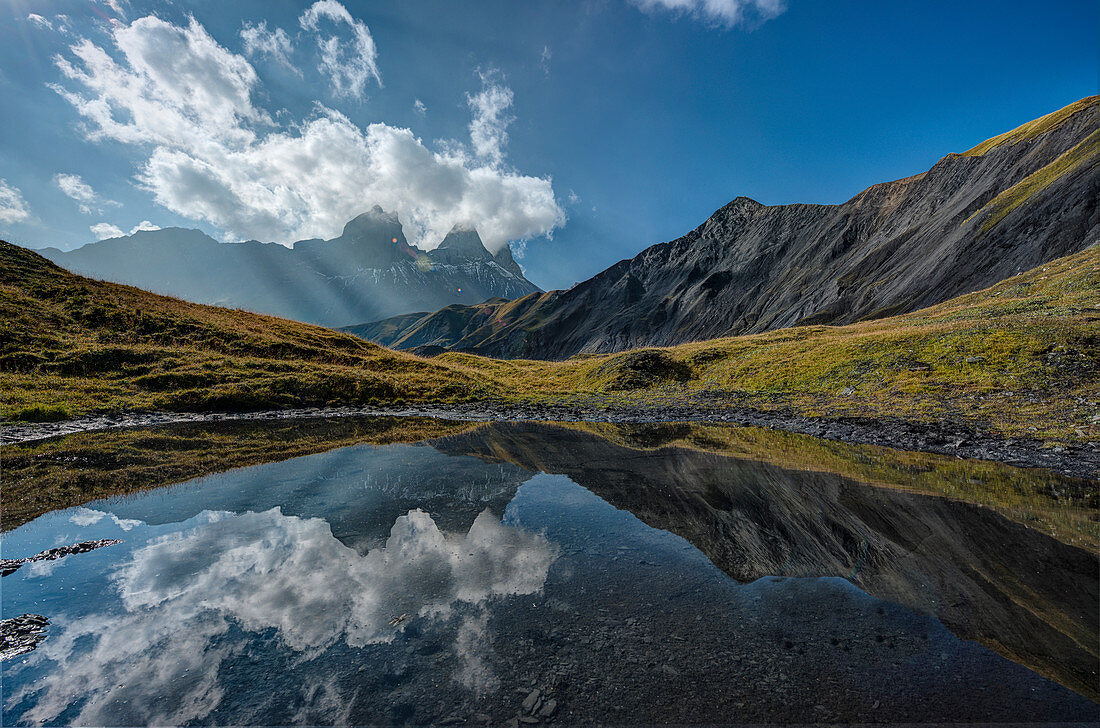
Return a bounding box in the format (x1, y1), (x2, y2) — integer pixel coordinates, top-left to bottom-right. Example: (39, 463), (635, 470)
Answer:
(8, 506), (555, 725)
(433, 422), (1100, 702)
(3, 419), (1097, 725)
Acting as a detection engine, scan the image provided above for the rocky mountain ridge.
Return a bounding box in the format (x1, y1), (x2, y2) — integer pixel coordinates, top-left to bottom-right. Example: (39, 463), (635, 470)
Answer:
(353, 96), (1099, 359)
(429, 421), (1099, 700)
(36, 207), (538, 327)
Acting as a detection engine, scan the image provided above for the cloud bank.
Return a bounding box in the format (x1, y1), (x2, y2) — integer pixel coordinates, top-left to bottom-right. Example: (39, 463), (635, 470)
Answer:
(50, 12), (565, 251)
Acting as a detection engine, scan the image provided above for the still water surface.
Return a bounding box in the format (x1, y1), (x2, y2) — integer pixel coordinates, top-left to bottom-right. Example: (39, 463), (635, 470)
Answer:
(3, 420), (1097, 725)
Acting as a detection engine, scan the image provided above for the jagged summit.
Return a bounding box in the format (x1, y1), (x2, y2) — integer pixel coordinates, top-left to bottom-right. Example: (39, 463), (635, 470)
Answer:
(436, 225), (492, 258)
(37, 208), (541, 327)
(491, 242), (526, 278)
(338, 205), (406, 243)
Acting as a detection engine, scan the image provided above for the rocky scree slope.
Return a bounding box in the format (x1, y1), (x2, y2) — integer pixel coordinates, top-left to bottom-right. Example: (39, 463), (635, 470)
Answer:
(357, 97), (1100, 359)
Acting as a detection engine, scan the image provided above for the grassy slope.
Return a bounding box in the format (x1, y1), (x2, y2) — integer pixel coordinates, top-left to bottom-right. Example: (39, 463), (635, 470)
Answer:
(441, 246), (1100, 443)
(0, 241), (495, 417)
(2, 241), (1098, 444)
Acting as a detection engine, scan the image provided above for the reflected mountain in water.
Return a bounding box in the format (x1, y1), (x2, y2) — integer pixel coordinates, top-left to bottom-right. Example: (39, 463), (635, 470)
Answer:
(432, 421), (1100, 700)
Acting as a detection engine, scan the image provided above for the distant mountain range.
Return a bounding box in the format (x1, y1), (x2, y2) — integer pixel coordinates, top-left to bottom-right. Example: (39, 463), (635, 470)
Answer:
(348, 96), (1099, 359)
(38, 207), (538, 327)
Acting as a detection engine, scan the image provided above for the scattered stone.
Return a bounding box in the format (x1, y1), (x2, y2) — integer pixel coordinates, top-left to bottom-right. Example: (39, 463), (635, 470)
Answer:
(965, 356), (984, 364)
(661, 664), (680, 676)
(521, 689), (541, 714)
(840, 387), (856, 396)
(1, 614), (49, 660)
(538, 699), (558, 718)
(518, 717), (540, 725)
(1, 539), (123, 576)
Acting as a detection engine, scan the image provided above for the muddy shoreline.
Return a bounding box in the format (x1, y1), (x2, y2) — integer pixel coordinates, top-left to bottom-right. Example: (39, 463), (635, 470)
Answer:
(2, 403), (1097, 480)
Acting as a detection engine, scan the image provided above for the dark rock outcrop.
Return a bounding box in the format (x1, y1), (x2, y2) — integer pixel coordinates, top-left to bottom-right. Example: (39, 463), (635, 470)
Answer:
(356, 97), (1099, 358)
(35, 210), (539, 327)
(1, 539), (123, 576)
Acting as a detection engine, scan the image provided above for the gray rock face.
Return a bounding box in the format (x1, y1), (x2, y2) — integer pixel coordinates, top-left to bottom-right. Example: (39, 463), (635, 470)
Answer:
(357, 97), (1099, 358)
(35, 209), (539, 327)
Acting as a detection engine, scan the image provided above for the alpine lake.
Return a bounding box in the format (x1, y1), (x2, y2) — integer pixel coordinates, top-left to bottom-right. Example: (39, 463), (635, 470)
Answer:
(3, 417), (1097, 726)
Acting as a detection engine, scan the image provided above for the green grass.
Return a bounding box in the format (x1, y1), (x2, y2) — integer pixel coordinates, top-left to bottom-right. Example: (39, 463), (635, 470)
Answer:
(2, 240), (1098, 445)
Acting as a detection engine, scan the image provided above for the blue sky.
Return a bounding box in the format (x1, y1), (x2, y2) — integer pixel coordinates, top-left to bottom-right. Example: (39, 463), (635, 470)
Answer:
(0, 0), (1096, 290)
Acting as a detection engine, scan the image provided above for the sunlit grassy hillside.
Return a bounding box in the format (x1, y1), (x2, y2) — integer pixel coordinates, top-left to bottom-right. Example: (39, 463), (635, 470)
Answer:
(0, 241), (494, 417)
(2, 240), (1097, 443)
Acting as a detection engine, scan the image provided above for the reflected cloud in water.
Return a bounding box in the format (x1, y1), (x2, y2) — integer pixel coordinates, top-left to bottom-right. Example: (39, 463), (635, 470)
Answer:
(9, 506), (557, 725)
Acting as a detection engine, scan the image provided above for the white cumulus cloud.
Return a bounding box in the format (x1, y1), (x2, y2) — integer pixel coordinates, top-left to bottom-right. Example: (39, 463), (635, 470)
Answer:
(299, 0), (381, 98)
(89, 220), (159, 239)
(0, 179), (31, 224)
(467, 71), (514, 167)
(27, 13), (53, 30)
(631, 0), (787, 27)
(54, 173), (117, 214)
(50, 14), (565, 251)
(130, 220), (159, 233)
(239, 20), (298, 74)
(90, 222), (124, 239)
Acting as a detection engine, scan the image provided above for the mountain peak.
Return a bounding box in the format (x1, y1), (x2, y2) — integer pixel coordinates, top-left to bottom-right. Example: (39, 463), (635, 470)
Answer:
(340, 207), (405, 242)
(492, 243), (526, 278)
(436, 225), (491, 259)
